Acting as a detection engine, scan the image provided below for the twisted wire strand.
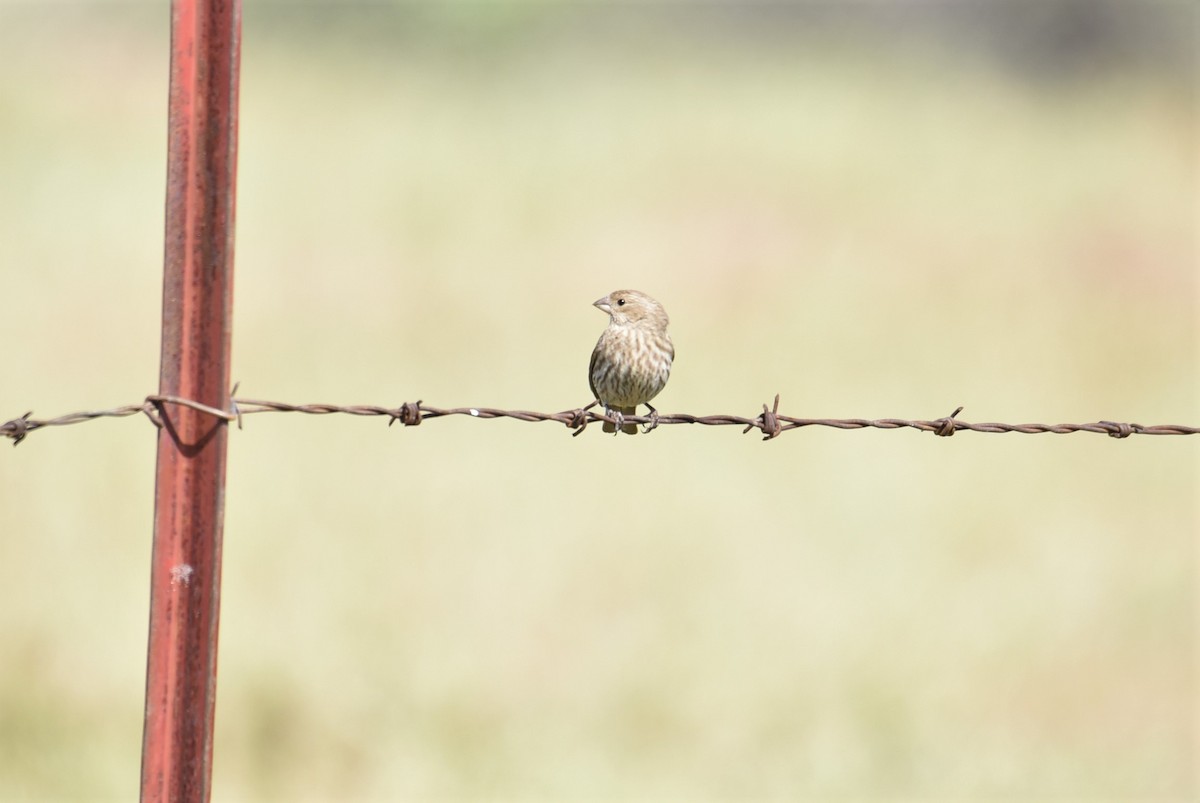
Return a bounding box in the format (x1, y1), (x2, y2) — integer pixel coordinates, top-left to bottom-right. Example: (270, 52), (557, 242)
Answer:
(3, 394), (1196, 446)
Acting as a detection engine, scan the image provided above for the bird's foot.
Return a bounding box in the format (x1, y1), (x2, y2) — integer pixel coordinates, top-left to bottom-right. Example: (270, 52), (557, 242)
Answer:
(599, 405), (620, 434)
(642, 403), (661, 433)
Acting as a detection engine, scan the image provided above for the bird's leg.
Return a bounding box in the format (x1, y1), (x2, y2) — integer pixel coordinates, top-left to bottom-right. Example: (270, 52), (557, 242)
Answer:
(609, 407), (624, 435)
(642, 403), (661, 433)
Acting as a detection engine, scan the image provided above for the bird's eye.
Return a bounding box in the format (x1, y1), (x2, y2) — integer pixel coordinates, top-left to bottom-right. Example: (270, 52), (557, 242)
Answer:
(617, 298), (626, 306)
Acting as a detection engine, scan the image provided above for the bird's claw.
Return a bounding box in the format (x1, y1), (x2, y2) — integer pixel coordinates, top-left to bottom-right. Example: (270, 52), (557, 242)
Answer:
(609, 409), (624, 435)
(642, 404), (660, 433)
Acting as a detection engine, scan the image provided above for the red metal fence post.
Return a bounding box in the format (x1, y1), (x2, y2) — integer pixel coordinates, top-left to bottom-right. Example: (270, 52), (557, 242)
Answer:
(140, 0), (240, 801)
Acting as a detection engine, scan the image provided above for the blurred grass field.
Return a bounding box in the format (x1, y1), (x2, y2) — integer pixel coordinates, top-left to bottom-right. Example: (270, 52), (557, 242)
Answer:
(0, 3), (1196, 801)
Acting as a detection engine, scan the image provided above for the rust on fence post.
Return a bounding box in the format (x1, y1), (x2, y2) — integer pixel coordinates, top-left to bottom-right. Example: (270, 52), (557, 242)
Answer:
(140, 0), (240, 801)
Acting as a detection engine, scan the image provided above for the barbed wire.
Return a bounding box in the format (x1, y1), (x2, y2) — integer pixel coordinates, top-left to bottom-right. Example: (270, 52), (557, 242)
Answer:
(2, 393), (1197, 446)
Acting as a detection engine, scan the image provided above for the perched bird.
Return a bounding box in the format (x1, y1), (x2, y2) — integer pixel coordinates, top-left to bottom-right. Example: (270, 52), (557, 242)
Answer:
(589, 289), (674, 434)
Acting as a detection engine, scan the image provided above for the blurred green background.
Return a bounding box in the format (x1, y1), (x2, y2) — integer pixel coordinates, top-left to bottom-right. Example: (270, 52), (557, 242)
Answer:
(0, 1), (1195, 800)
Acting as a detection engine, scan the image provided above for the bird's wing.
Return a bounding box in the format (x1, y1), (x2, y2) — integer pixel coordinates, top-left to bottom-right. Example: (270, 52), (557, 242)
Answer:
(587, 338), (601, 401)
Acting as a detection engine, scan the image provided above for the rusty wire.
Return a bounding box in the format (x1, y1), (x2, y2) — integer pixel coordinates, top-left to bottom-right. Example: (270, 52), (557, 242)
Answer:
(2, 394), (1197, 446)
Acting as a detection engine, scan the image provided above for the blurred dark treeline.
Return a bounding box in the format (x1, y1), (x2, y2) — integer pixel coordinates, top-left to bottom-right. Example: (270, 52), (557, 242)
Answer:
(239, 0), (1195, 82)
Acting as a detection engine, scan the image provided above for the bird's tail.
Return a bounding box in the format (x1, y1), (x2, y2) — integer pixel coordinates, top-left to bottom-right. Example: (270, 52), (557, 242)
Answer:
(603, 406), (639, 435)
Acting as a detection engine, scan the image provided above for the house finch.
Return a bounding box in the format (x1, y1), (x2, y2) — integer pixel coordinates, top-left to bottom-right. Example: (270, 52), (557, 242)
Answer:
(589, 289), (674, 434)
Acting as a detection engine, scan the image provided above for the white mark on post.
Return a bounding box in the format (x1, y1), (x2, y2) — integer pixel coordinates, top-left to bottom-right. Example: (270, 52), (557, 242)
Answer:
(470, 409), (480, 416)
(170, 564), (195, 585)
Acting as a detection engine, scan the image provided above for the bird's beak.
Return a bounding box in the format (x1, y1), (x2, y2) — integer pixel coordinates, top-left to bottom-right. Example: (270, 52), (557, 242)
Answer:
(593, 296), (611, 314)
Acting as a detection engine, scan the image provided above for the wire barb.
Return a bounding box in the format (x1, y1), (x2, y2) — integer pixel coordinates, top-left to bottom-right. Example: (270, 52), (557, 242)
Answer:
(934, 406), (965, 437)
(388, 401), (423, 427)
(1100, 420), (1140, 439)
(744, 394), (783, 440)
(567, 405), (592, 437)
(3, 394), (1198, 445)
(3, 411), (34, 446)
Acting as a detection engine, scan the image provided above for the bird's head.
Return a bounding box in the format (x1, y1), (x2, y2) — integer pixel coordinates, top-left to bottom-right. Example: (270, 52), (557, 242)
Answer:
(593, 289), (669, 330)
